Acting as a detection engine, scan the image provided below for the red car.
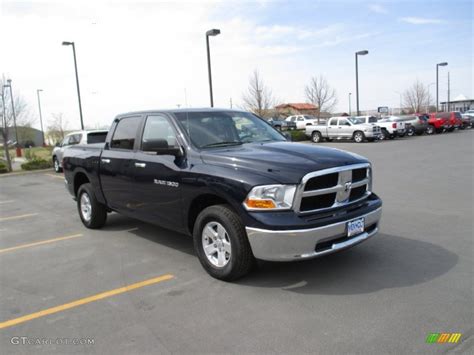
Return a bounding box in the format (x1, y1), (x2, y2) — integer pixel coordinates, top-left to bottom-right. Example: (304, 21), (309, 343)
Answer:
(429, 112), (466, 133)
(427, 112), (452, 134)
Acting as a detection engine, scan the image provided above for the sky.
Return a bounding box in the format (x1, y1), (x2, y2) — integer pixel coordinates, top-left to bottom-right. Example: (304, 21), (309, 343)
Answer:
(0, 0), (472, 130)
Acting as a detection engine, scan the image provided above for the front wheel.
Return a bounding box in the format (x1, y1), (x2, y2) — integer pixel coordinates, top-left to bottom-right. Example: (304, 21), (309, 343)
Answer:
(426, 125), (435, 135)
(77, 183), (107, 229)
(353, 131), (365, 143)
(311, 131), (322, 143)
(53, 157), (62, 173)
(193, 205), (254, 281)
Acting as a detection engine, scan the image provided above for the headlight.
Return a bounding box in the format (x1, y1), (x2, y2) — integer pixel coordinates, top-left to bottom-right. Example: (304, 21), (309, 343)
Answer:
(243, 184), (296, 211)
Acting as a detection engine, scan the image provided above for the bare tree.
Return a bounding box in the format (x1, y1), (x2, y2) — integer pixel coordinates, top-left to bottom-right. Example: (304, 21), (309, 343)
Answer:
(305, 75), (338, 118)
(242, 70), (276, 118)
(1, 77), (31, 172)
(403, 80), (431, 114)
(47, 113), (69, 145)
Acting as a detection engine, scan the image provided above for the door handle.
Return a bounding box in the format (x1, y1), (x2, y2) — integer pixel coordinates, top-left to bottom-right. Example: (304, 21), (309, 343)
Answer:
(101, 158), (111, 164)
(135, 162), (146, 168)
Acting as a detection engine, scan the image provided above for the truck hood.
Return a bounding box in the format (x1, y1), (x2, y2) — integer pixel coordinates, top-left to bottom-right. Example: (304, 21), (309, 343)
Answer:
(200, 142), (368, 184)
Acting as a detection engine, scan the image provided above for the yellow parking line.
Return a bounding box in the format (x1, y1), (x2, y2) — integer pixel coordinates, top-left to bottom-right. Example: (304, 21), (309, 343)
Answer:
(45, 173), (64, 180)
(0, 274), (174, 329)
(0, 213), (38, 222)
(0, 200), (15, 205)
(0, 234), (83, 254)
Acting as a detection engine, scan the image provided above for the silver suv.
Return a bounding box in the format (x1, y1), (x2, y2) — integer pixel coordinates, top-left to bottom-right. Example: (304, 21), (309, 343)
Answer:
(52, 130), (108, 172)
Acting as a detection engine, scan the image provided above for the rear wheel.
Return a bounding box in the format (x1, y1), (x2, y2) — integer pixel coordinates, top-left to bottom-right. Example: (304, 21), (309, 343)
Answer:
(426, 125), (435, 135)
(193, 205), (254, 281)
(380, 129), (389, 140)
(353, 131), (365, 143)
(407, 126), (416, 136)
(311, 131), (322, 143)
(77, 183), (107, 229)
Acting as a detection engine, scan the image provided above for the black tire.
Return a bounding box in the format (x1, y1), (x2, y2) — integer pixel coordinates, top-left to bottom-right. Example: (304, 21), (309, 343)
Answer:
(447, 127), (455, 132)
(426, 125), (435, 135)
(407, 127), (415, 136)
(380, 129), (389, 140)
(311, 131), (322, 143)
(193, 204), (254, 281)
(77, 183), (107, 229)
(353, 131), (365, 143)
(53, 157), (62, 173)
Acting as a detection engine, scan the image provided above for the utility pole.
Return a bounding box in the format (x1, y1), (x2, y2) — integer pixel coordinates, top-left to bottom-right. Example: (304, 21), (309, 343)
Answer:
(447, 72), (450, 112)
(37, 89), (45, 146)
(230, 97), (233, 108)
(1, 86), (12, 171)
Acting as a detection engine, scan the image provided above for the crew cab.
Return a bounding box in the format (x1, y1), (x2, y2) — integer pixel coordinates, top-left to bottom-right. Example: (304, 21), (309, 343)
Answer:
(52, 130), (108, 172)
(305, 116), (382, 143)
(63, 109), (382, 281)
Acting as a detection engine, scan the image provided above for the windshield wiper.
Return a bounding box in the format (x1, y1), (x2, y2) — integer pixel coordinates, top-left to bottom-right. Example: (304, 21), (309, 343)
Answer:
(202, 141), (243, 148)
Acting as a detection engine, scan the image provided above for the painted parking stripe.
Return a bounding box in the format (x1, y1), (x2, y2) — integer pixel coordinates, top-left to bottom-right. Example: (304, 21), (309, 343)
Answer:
(0, 213), (38, 222)
(45, 173), (64, 180)
(0, 200), (15, 205)
(0, 274), (174, 329)
(0, 234), (83, 254)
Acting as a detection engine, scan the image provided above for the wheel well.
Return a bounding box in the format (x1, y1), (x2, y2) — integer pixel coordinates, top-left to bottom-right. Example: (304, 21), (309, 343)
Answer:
(187, 194), (229, 235)
(353, 130), (363, 136)
(74, 172), (90, 197)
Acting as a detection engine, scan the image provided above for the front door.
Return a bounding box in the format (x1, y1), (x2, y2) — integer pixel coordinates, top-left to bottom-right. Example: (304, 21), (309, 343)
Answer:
(100, 115), (142, 214)
(337, 118), (352, 139)
(132, 114), (184, 229)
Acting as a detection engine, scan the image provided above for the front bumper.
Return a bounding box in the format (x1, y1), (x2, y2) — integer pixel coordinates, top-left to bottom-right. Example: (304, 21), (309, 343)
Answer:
(364, 131), (381, 138)
(246, 207), (382, 261)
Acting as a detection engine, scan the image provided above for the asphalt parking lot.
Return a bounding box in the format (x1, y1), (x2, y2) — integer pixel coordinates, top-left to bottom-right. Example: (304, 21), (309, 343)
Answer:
(0, 130), (472, 354)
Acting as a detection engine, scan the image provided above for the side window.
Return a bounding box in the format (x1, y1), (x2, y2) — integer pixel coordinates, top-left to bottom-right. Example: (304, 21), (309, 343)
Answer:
(69, 134), (82, 145)
(62, 136), (71, 146)
(110, 116), (141, 150)
(338, 118), (349, 126)
(142, 115), (178, 149)
(329, 119), (338, 126)
(297, 117), (304, 121)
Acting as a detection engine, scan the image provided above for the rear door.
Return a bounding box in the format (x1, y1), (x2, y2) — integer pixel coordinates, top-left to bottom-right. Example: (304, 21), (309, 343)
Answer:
(99, 115), (142, 213)
(132, 114), (184, 229)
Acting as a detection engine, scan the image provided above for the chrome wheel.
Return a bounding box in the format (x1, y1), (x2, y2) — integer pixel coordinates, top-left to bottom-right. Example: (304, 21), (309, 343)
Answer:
(54, 158), (59, 172)
(354, 132), (364, 143)
(80, 193), (92, 222)
(202, 221), (231, 268)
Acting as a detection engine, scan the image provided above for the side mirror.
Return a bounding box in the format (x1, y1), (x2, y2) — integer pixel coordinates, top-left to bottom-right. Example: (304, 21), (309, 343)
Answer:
(55, 142), (61, 147)
(142, 139), (183, 157)
(283, 132), (292, 141)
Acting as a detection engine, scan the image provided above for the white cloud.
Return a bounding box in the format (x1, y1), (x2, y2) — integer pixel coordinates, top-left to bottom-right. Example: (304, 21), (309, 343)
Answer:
(399, 17), (447, 25)
(368, 4), (388, 14)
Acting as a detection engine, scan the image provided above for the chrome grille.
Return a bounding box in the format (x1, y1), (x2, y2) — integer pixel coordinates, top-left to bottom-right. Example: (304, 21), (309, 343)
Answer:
(294, 163), (371, 213)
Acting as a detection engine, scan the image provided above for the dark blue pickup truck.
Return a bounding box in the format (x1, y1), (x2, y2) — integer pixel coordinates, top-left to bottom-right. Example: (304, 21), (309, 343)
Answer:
(63, 108), (382, 280)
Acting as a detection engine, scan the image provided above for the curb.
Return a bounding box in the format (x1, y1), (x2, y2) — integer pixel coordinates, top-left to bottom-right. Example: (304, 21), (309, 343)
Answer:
(0, 168), (56, 178)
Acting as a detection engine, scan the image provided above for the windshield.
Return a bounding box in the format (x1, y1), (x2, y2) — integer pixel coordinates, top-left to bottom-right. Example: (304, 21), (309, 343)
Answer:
(174, 111), (286, 149)
(348, 117), (365, 125)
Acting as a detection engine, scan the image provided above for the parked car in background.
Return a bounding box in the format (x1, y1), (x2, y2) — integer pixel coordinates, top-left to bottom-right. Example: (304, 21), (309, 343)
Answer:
(391, 114), (429, 136)
(52, 130), (108, 172)
(306, 116), (381, 143)
(427, 113), (453, 134)
(461, 110), (474, 127)
(267, 117), (296, 131)
(285, 115), (320, 130)
(355, 116), (405, 140)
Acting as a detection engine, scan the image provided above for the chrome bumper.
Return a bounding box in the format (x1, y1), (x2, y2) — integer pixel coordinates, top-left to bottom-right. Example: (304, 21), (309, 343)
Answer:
(245, 207), (382, 261)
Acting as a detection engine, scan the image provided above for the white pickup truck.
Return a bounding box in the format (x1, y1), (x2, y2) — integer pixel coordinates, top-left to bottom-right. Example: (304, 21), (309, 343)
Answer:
(285, 115), (320, 130)
(355, 116), (406, 140)
(305, 116), (382, 143)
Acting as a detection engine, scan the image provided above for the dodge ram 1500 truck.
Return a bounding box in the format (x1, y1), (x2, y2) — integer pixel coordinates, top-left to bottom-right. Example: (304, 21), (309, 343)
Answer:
(63, 109), (383, 280)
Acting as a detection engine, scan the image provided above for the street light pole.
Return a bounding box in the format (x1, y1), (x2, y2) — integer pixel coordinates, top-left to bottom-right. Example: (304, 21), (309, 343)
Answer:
(62, 41), (84, 129)
(205, 29), (220, 108)
(355, 50), (369, 116)
(436, 62), (448, 112)
(37, 89), (45, 146)
(348, 93), (352, 115)
(5, 79), (21, 157)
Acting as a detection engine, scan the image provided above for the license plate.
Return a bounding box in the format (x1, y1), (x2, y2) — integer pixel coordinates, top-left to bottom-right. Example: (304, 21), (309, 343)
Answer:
(347, 218), (365, 237)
